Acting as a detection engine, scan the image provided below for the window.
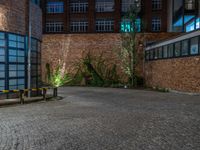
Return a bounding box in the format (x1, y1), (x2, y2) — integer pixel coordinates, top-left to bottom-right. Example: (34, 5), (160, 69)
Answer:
(150, 50), (154, 60)
(168, 44), (174, 58)
(154, 48), (158, 59)
(185, 0), (195, 10)
(47, 2), (64, 13)
(145, 51), (150, 60)
(152, 0), (162, 10)
(9, 65), (25, 78)
(181, 40), (189, 56)
(0, 48), (5, 62)
(163, 45), (168, 58)
(186, 18), (200, 32)
(196, 18), (200, 29)
(0, 64), (5, 78)
(121, 0), (141, 12)
(0, 33), (5, 47)
(31, 0), (40, 6)
(8, 34), (25, 63)
(190, 37), (199, 55)
(158, 47), (163, 59)
(121, 18), (141, 32)
(96, 20), (114, 32)
(46, 22), (64, 32)
(70, 1), (88, 13)
(70, 21), (88, 32)
(0, 80), (5, 90)
(0, 32), (41, 91)
(174, 42), (181, 57)
(96, 0), (114, 12)
(152, 17), (161, 32)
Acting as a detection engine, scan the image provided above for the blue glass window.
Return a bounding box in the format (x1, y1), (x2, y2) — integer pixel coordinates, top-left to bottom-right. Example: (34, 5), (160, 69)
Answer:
(121, 18), (141, 32)
(47, 2), (64, 13)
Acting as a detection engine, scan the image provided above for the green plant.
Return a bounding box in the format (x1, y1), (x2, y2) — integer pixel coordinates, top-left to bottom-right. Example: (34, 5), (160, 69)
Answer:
(46, 63), (71, 87)
(71, 51), (122, 87)
(116, 2), (143, 87)
(153, 86), (169, 93)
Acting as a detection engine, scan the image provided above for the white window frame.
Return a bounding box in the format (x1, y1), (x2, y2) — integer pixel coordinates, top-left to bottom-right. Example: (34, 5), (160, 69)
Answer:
(96, 20), (114, 32)
(152, 0), (162, 10)
(46, 22), (64, 32)
(70, 2), (88, 13)
(96, 0), (114, 12)
(70, 21), (88, 32)
(152, 17), (161, 32)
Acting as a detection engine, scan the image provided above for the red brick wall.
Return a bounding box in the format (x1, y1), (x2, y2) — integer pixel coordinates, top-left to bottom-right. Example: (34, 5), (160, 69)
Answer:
(0, 0), (27, 34)
(0, 0), (42, 39)
(30, 3), (43, 40)
(41, 33), (178, 83)
(41, 33), (122, 81)
(145, 57), (200, 93)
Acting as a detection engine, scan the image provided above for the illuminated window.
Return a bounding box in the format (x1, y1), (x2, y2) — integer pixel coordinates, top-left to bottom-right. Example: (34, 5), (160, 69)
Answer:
(121, 18), (141, 32)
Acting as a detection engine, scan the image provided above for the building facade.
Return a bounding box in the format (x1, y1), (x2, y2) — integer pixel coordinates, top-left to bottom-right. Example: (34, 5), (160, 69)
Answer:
(0, 0), (42, 93)
(168, 0), (200, 32)
(145, 0), (200, 93)
(41, 0), (168, 34)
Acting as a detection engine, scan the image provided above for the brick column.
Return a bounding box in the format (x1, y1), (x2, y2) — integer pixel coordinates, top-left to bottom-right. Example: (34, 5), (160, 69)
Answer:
(114, 0), (121, 33)
(88, 0), (95, 33)
(41, 0), (46, 34)
(65, 0), (70, 33)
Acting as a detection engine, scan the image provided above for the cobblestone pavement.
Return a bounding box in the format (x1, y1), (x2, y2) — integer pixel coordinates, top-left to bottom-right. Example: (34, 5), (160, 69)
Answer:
(0, 87), (200, 150)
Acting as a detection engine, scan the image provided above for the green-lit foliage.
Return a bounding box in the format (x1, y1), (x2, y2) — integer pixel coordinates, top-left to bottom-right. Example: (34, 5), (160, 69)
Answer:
(71, 52), (121, 87)
(46, 63), (71, 87)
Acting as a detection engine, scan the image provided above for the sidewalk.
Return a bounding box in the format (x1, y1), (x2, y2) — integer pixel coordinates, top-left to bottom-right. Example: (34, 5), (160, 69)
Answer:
(0, 96), (51, 107)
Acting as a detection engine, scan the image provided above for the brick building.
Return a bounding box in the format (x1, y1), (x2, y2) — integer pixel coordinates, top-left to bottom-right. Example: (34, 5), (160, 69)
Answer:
(0, 0), (42, 94)
(41, 0), (168, 33)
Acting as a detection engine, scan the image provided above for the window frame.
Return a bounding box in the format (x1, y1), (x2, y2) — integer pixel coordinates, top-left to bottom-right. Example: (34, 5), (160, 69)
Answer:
(145, 36), (200, 61)
(152, 0), (162, 10)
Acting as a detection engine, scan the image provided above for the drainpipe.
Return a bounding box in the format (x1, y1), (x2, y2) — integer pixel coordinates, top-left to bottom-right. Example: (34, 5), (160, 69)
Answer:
(28, 0), (32, 97)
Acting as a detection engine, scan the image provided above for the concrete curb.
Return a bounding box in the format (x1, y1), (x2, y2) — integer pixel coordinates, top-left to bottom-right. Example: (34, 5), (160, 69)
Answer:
(169, 89), (200, 96)
(0, 96), (56, 107)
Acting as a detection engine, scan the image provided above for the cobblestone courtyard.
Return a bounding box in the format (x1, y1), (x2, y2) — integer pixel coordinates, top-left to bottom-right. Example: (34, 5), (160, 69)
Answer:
(0, 87), (200, 150)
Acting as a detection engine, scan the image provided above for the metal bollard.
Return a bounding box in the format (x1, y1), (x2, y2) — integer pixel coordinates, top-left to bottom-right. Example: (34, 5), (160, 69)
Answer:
(53, 88), (58, 97)
(19, 90), (24, 104)
(43, 88), (47, 101)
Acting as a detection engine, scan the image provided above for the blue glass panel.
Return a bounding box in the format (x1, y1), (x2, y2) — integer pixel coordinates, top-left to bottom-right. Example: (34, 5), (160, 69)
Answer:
(0, 48), (5, 55)
(186, 21), (195, 32)
(0, 33), (5, 40)
(0, 64), (4, 71)
(0, 56), (5, 62)
(121, 18), (141, 32)
(9, 79), (17, 85)
(0, 40), (5, 47)
(196, 18), (200, 29)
